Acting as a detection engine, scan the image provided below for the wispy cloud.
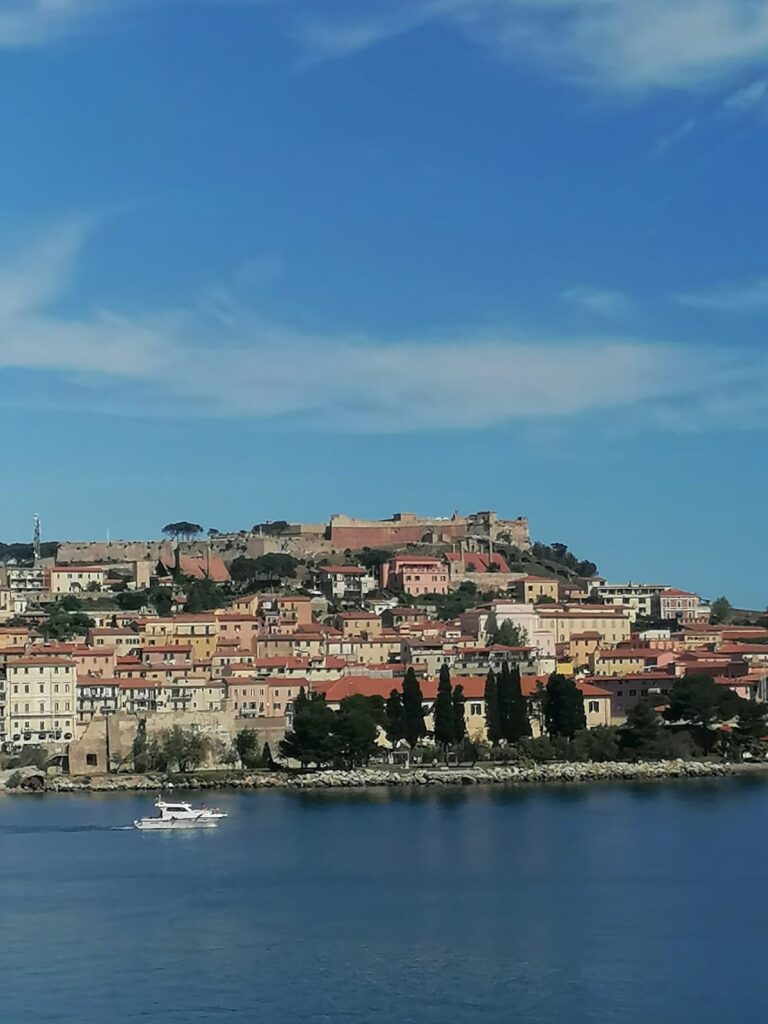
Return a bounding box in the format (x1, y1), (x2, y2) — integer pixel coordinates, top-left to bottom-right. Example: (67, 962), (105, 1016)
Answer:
(0, 223), (764, 432)
(0, 0), (123, 47)
(561, 287), (632, 318)
(655, 116), (698, 155)
(676, 277), (768, 312)
(280, 0), (768, 93)
(723, 76), (768, 110)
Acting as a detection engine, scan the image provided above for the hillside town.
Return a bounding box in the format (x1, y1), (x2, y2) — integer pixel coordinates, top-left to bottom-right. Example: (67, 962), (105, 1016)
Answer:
(0, 510), (763, 774)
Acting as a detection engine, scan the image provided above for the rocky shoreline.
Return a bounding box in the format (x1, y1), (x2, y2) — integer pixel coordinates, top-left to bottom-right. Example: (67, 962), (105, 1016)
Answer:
(0, 759), (735, 794)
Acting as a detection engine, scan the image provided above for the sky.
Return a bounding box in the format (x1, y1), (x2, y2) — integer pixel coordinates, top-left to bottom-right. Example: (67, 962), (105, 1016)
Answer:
(0, 0), (767, 606)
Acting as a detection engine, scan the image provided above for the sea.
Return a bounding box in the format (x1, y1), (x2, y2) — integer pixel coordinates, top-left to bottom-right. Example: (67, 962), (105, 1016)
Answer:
(1, 778), (767, 1023)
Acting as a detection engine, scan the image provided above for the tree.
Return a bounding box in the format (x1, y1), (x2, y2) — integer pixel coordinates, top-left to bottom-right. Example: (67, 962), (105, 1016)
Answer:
(452, 684), (467, 747)
(150, 588), (172, 617)
(489, 619), (528, 647)
(332, 695), (380, 767)
(229, 556), (262, 583)
(42, 605), (95, 640)
(571, 726), (620, 762)
(620, 698), (662, 758)
(158, 726), (209, 772)
(433, 665), (456, 756)
(735, 700), (768, 741)
(543, 673), (586, 740)
(279, 691), (336, 767)
(384, 689), (405, 750)
(663, 673), (734, 751)
(234, 728), (261, 769)
(484, 669), (502, 747)
(356, 548), (392, 573)
(251, 553), (298, 579)
(162, 521), (203, 541)
(507, 664), (532, 742)
(710, 596), (733, 625)
(401, 668), (427, 749)
(496, 662), (514, 742)
(184, 578), (227, 613)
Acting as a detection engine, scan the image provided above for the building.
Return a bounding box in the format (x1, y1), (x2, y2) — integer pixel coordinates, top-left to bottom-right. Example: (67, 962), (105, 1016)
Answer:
(5, 566), (47, 593)
(316, 565), (378, 603)
(49, 565), (107, 595)
(508, 576), (560, 604)
(381, 555), (449, 596)
(588, 581), (669, 620)
(658, 589), (707, 622)
(5, 656), (77, 748)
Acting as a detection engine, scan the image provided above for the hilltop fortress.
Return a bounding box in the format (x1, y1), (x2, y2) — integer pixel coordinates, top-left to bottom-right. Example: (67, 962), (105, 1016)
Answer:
(55, 510), (530, 565)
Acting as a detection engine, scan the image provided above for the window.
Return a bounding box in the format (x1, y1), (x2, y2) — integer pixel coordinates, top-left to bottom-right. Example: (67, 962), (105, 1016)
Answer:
(629, 689), (637, 697)
(470, 703), (482, 716)
(24, 703), (29, 713)
(86, 753), (98, 767)
(24, 684), (29, 693)
(588, 700), (599, 713)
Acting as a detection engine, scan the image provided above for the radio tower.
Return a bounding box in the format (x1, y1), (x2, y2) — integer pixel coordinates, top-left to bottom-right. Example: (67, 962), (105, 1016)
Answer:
(33, 514), (41, 565)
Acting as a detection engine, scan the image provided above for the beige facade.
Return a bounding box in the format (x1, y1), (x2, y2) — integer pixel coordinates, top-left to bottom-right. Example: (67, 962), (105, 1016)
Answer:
(50, 566), (106, 594)
(6, 657), (76, 747)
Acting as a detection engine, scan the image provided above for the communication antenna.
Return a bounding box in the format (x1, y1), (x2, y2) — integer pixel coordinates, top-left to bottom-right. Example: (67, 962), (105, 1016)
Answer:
(33, 514), (41, 564)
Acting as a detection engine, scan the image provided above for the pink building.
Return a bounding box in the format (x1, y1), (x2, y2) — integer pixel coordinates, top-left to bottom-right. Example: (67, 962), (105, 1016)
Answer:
(659, 589), (703, 621)
(381, 556), (449, 596)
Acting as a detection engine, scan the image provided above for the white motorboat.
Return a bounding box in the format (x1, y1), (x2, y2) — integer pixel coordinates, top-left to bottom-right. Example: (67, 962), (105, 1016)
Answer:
(134, 798), (228, 831)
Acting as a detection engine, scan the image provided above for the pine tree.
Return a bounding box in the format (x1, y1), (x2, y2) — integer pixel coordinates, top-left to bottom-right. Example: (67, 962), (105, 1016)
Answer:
(496, 662), (515, 742)
(452, 684), (467, 747)
(507, 664), (532, 741)
(433, 664), (456, 755)
(384, 689), (405, 751)
(402, 667), (427, 749)
(484, 669), (502, 747)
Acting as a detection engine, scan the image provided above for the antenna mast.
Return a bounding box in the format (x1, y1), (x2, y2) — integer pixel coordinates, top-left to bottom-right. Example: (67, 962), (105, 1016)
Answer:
(33, 514), (41, 564)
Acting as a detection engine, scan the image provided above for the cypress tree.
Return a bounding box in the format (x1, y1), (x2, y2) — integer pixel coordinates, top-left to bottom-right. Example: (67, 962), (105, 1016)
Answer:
(384, 689), (405, 751)
(543, 673), (586, 740)
(496, 662), (515, 742)
(433, 664), (456, 755)
(484, 668), (502, 747)
(507, 664), (532, 741)
(452, 684), (467, 747)
(402, 667), (427, 749)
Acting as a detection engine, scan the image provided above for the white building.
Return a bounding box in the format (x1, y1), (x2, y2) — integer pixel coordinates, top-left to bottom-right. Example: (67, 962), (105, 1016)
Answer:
(588, 581), (669, 620)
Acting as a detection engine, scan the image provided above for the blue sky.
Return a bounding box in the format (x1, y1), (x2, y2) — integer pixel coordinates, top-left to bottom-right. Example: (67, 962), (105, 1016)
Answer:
(1, 0), (768, 606)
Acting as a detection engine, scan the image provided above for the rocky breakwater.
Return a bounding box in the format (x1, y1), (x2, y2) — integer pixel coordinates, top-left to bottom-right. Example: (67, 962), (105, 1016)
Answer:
(243, 760), (732, 790)
(1, 759), (732, 794)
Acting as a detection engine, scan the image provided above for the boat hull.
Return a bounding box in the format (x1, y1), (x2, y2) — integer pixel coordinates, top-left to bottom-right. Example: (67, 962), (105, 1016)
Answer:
(134, 818), (219, 830)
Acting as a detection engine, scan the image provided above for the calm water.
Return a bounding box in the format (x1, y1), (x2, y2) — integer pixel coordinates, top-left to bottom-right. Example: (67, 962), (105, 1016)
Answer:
(2, 779), (768, 1023)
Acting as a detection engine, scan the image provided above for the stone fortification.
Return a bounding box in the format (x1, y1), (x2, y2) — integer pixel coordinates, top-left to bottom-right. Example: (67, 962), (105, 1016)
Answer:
(54, 510), (529, 567)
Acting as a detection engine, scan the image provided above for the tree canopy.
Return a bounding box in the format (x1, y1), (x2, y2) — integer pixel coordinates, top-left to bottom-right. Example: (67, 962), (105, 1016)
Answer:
(162, 522), (203, 540)
(710, 596), (733, 625)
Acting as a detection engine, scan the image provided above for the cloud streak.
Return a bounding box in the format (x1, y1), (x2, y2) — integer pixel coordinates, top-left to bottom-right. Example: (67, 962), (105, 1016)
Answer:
(561, 286), (631, 318)
(0, 0), (123, 46)
(280, 0), (768, 93)
(0, 223), (764, 433)
(676, 277), (768, 312)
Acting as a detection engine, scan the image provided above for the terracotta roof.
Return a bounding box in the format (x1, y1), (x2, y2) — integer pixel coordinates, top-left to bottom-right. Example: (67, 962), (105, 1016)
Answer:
(158, 555), (230, 583)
